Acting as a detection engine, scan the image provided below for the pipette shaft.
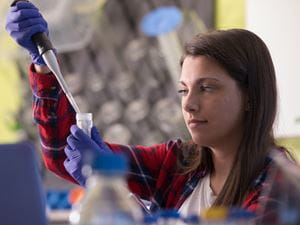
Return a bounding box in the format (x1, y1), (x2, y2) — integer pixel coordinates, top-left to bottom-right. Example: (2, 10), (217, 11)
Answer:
(42, 51), (81, 113)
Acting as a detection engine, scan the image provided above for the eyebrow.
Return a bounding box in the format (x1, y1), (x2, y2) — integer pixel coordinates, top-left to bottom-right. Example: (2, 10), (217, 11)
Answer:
(178, 77), (220, 86)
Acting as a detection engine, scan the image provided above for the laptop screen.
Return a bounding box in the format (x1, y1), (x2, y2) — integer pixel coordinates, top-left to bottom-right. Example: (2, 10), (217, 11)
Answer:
(0, 141), (48, 225)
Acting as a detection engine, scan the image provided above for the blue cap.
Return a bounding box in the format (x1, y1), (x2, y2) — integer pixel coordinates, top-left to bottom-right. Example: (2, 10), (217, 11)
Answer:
(158, 209), (180, 219)
(140, 6), (183, 37)
(92, 153), (128, 174)
(143, 214), (158, 224)
(46, 190), (71, 210)
(228, 208), (256, 220)
(184, 214), (200, 224)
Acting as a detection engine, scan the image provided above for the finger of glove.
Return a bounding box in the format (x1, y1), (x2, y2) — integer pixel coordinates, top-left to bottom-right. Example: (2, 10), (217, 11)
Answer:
(11, 1), (38, 11)
(6, 8), (41, 24)
(67, 135), (100, 157)
(9, 24), (46, 51)
(66, 134), (84, 152)
(70, 125), (91, 143)
(64, 159), (86, 186)
(91, 126), (111, 153)
(64, 158), (77, 174)
(64, 145), (81, 160)
(91, 126), (103, 146)
(30, 52), (46, 65)
(6, 17), (47, 32)
(98, 142), (112, 154)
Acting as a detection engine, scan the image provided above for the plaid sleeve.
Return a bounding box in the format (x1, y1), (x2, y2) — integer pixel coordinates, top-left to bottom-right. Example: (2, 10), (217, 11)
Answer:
(106, 141), (173, 202)
(29, 64), (77, 183)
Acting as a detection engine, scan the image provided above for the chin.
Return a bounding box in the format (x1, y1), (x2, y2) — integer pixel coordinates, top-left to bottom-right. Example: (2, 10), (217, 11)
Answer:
(191, 136), (209, 146)
(191, 133), (215, 147)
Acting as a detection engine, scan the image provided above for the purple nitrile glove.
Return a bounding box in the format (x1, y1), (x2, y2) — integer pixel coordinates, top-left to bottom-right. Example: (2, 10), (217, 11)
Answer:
(5, 1), (48, 65)
(64, 125), (111, 186)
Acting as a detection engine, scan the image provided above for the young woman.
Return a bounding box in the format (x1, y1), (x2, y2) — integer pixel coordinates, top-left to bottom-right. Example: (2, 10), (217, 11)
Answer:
(6, 1), (289, 215)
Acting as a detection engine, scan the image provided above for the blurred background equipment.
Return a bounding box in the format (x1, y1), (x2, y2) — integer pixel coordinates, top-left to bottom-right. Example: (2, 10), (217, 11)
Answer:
(27, 0), (107, 53)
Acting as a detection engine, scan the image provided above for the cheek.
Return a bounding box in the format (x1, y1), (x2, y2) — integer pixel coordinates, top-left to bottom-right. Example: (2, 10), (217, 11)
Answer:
(210, 96), (245, 127)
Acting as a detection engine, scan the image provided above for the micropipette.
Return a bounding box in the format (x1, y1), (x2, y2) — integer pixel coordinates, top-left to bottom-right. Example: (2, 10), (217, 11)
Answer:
(11, 0), (81, 114)
(41, 50), (81, 113)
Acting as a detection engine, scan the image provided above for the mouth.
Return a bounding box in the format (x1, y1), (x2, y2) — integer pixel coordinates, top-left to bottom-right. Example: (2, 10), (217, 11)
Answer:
(188, 119), (208, 128)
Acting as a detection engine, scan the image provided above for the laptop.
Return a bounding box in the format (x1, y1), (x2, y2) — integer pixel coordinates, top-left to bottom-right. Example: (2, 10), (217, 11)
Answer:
(0, 141), (48, 225)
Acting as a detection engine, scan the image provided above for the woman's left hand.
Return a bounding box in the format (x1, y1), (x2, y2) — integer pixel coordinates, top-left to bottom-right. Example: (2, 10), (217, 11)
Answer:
(64, 125), (111, 186)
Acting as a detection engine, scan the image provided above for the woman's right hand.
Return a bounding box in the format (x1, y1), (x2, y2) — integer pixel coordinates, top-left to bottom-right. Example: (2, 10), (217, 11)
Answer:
(64, 125), (112, 186)
(5, 1), (49, 65)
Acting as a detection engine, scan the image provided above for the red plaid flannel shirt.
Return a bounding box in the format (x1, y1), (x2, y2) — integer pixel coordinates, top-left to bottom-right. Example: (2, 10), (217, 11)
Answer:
(29, 64), (270, 212)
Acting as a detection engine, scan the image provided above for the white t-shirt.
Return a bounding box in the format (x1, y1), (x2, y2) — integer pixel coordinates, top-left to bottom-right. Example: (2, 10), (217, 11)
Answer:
(178, 175), (217, 217)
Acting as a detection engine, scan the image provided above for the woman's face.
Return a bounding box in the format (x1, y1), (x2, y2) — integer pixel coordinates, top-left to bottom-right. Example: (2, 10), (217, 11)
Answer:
(179, 55), (247, 148)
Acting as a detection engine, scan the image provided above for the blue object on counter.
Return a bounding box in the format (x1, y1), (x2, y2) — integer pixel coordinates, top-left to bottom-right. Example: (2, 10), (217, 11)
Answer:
(143, 214), (158, 224)
(47, 190), (71, 210)
(228, 208), (256, 219)
(140, 6), (183, 37)
(184, 214), (201, 224)
(158, 209), (180, 219)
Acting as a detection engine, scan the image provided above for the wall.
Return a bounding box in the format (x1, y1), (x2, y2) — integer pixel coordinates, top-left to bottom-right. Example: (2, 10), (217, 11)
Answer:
(246, 0), (300, 137)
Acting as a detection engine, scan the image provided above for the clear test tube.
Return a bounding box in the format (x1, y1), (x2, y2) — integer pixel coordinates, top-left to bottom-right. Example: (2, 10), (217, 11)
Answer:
(76, 113), (93, 137)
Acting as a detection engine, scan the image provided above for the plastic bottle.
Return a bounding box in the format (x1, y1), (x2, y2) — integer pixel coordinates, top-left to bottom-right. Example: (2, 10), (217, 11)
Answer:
(76, 113), (93, 137)
(69, 153), (143, 225)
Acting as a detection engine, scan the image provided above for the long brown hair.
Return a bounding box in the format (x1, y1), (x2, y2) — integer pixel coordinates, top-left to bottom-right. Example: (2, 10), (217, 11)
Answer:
(178, 29), (278, 206)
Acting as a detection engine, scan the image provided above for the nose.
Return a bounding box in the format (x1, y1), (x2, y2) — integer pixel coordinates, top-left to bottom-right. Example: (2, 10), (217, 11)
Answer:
(182, 94), (200, 112)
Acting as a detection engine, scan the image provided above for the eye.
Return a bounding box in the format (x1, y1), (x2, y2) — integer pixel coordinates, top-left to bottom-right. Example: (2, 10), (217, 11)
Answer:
(199, 85), (213, 92)
(177, 89), (188, 96)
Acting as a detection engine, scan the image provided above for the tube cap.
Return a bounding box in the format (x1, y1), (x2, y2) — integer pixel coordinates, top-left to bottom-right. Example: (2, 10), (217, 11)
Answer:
(76, 113), (92, 121)
(92, 153), (128, 174)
